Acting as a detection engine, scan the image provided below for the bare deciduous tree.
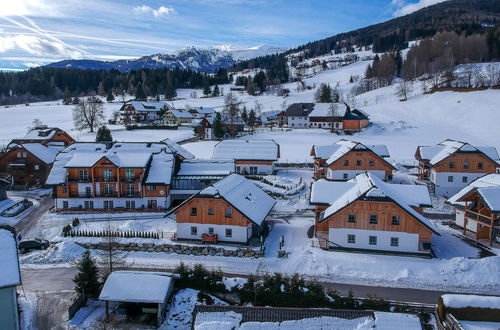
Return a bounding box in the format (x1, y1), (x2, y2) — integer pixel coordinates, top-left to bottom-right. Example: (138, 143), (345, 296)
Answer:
(328, 103), (339, 133)
(73, 96), (105, 132)
(395, 80), (413, 101)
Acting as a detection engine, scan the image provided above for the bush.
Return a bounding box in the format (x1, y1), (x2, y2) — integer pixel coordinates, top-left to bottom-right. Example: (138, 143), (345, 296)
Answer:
(72, 218), (80, 227)
(62, 224), (72, 237)
(174, 262), (226, 293)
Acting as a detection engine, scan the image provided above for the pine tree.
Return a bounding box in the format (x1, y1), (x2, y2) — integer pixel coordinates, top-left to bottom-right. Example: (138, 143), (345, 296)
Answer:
(106, 90), (115, 103)
(241, 107), (248, 124)
(95, 126), (113, 142)
(135, 83), (146, 100)
(248, 109), (256, 129)
(73, 250), (100, 298)
(212, 112), (224, 139)
(319, 84), (333, 103)
(63, 87), (72, 105)
(164, 83), (177, 100)
(203, 80), (212, 97)
(212, 84), (220, 97)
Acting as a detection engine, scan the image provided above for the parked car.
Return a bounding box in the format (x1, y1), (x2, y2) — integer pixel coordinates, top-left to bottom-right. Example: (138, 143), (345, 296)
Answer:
(18, 238), (50, 253)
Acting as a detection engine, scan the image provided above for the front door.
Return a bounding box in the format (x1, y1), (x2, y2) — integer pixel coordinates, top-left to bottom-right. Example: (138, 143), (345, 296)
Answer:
(148, 200), (157, 209)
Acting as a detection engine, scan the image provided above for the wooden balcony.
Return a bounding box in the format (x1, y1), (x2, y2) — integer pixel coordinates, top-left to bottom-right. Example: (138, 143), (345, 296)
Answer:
(465, 210), (493, 226)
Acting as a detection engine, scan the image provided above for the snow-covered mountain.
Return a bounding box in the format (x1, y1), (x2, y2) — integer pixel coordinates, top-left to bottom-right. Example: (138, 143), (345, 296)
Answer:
(45, 45), (288, 73)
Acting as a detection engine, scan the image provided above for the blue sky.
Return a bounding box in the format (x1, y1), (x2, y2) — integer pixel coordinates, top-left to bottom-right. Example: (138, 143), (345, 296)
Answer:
(0, 0), (448, 70)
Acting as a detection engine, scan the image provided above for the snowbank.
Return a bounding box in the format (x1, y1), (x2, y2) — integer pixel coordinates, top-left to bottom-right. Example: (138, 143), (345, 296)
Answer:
(442, 294), (500, 309)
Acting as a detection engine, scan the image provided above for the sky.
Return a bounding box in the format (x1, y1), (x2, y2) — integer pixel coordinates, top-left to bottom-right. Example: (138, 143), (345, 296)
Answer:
(0, 0), (449, 70)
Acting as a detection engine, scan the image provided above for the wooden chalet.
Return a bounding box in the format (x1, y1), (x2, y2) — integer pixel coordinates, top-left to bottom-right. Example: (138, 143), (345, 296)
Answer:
(188, 107), (216, 119)
(310, 140), (393, 181)
(310, 172), (437, 254)
(212, 140), (280, 175)
(46, 141), (194, 213)
(448, 174), (500, 246)
(415, 139), (500, 197)
(169, 174), (275, 244)
(0, 143), (64, 187)
(119, 101), (171, 125)
(163, 110), (194, 126)
(10, 127), (74, 147)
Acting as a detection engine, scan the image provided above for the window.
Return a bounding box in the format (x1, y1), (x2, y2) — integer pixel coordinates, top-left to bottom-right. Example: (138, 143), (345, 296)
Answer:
(208, 208), (214, 215)
(356, 160), (362, 166)
(225, 228), (232, 237)
(104, 201), (114, 209)
(369, 236), (377, 245)
(236, 166), (241, 174)
(34, 164), (40, 170)
(462, 176), (468, 183)
(190, 207), (197, 216)
(104, 184), (113, 196)
(125, 201), (135, 209)
(17, 152), (21, 158)
(343, 173), (348, 180)
(343, 160), (349, 166)
(62, 201), (69, 209)
(448, 176), (454, 182)
(422, 242), (431, 250)
(369, 214), (378, 224)
(449, 162), (455, 169)
(103, 169), (113, 181)
(463, 162), (469, 169)
(126, 184), (135, 196)
(125, 169), (135, 181)
(225, 209), (232, 218)
(391, 237), (399, 247)
(84, 201), (93, 209)
(478, 162), (484, 169)
(369, 160), (375, 167)
(79, 170), (89, 182)
(348, 213), (356, 222)
(391, 216), (400, 225)
(191, 226), (197, 235)
(23, 152), (27, 158)
(85, 187), (92, 197)
(249, 166), (258, 175)
(146, 185), (156, 191)
(208, 227), (214, 235)
(347, 234), (356, 244)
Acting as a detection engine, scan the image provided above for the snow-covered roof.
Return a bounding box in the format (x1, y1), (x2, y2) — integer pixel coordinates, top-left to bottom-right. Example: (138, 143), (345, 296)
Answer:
(192, 107), (216, 115)
(323, 140), (393, 167)
(442, 294), (500, 309)
(14, 143), (64, 164)
(310, 180), (356, 205)
(312, 141), (389, 160)
(213, 140), (279, 161)
(168, 110), (194, 119)
(128, 101), (169, 112)
(177, 159), (235, 176)
(198, 174), (275, 225)
(448, 174), (500, 207)
(161, 138), (195, 160)
(99, 271), (173, 304)
(0, 227), (21, 288)
(65, 152), (151, 168)
(22, 127), (60, 140)
(316, 172), (438, 234)
(308, 103), (348, 118)
(417, 139), (500, 165)
(145, 152), (174, 185)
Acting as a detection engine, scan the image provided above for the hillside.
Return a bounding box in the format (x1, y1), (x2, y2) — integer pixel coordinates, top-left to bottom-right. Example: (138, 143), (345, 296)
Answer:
(233, 0), (500, 70)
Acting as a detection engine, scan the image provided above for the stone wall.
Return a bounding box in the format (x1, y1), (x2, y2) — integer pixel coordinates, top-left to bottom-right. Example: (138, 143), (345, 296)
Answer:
(77, 242), (263, 258)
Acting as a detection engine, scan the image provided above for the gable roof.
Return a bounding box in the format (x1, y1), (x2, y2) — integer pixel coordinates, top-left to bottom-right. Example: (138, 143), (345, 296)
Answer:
(161, 138), (195, 159)
(127, 101), (170, 112)
(177, 159), (235, 176)
(0, 226), (21, 288)
(12, 143), (64, 164)
(448, 174), (500, 213)
(171, 174), (275, 226)
(308, 103), (349, 118)
(284, 103), (314, 117)
(191, 107), (216, 115)
(321, 140), (394, 168)
(416, 139), (500, 166)
(167, 110), (194, 119)
(213, 140), (279, 161)
(313, 172), (438, 234)
(311, 141), (389, 160)
(21, 127), (66, 140)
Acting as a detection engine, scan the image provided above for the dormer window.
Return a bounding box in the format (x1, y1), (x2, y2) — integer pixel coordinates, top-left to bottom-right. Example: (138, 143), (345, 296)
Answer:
(449, 162), (455, 169)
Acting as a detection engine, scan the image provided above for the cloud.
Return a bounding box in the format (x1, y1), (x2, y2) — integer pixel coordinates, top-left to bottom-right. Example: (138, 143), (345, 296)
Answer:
(0, 0), (63, 17)
(0, 35), (82, 58)
(133, 5), (177, 18)
(391, 0), (449, 17)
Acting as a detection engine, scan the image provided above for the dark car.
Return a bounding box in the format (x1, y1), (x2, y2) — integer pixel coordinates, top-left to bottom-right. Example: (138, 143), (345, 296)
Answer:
(18, 238), (50, 253)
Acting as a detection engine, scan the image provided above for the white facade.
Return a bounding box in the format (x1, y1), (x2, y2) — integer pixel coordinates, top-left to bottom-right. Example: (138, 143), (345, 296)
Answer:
(235, 163), (274, 175)
(309, 121), (343, 130)
(431, 170), (486, 197)
(455, 209), (478, 233)
(176, 222), (252, 243)
(287, 116), (308, 128)
(329, 228), (424, 253)
(55, 196), (170, 211)
(326, 169), (386, 181)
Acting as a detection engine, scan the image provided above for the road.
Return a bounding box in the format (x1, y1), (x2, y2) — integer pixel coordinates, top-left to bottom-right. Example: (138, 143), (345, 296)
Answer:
(20, 265), (447, 305)
(13, 195), (53, 237)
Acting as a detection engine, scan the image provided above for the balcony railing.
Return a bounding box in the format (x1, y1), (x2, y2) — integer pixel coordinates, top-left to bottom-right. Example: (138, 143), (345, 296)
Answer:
(122, 177), (139, 183)
(68, 178), (91, 183)
(124, 192), (141, 197)
(94, 176), (117, 182)
(466, 210), (492, 225)
(69, 192), (93, 198)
